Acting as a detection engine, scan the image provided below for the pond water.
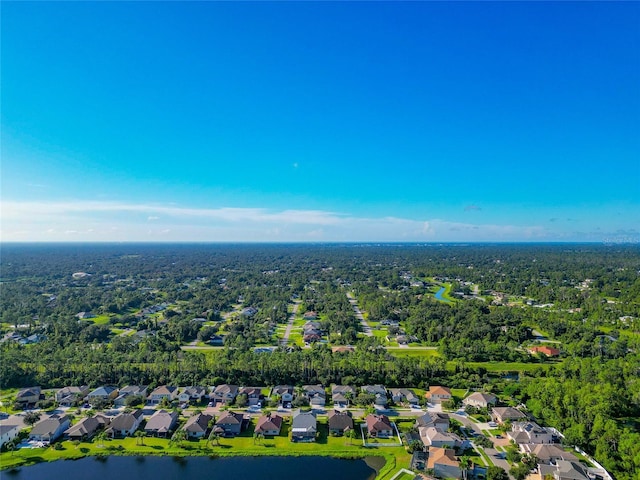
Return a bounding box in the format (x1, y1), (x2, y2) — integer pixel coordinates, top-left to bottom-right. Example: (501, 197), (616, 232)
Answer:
(4, 455), (378, 480)
(434, 286), (451, 302)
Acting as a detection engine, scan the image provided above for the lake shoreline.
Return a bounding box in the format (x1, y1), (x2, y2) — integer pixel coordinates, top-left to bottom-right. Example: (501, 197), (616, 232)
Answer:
(1, 448), (395, 479)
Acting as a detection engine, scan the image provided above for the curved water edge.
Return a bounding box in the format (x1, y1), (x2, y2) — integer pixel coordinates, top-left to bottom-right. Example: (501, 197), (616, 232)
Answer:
(434, 286), (451, 302)
(3, 455), (379, 479)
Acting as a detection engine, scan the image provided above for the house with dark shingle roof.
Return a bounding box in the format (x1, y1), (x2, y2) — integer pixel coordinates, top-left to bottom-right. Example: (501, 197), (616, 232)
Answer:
(29, 414), (70, 443)
(215, 411), (245, 436)
(302, 385), (326, 407)
(183, 413), (213, 439)
(508, 421), (554, 445)
(255, 413), (284, 436)
(114, 385), (148, 407)
(332, 385), (356, 408)
(179, 386), (207, 404)
(239, 387), (263, 406)
(64, 416), (107, 441)
(87, 386), (118, 404)
(366, 414), (394, 438)
(56, 386), (90, 407)
(415, 412), (450, 432)
(389, 388), (420, 406)
(327, 410), (353, 436)
(144, 409), (179, 437)
(538, 460), (590, 480)
(291, 409), (317, 442)
(108, 410), (143, 437)
(362, 385), (388, 407)
(271, 385), (294, 405)
(491, 406), (527, 424)
(211, 385), (239, 404)
(520, 444), (578, 464)
(148, 385), (179, 404)
(16, 386), (41, 407)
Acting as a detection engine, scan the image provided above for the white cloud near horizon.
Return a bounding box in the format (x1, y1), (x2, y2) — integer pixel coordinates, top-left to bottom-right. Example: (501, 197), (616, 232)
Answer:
(1, 200), (553, 242)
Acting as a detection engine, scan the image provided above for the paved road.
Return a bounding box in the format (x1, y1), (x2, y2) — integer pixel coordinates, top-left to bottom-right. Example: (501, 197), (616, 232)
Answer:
(280, 301), (301, 346)
(346, 292), (373, 336)
(449, 412), (514, 478)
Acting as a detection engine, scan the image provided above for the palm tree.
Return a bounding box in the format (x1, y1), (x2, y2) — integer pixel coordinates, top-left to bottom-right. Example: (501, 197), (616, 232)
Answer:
(95, 431), (107, 448)
(170, 429), (187, 447)
(134, 430), (146, 446)
(208, 429), (221, 446)
(343, 426), (350, 445)
(6, 440), (16, 456)
(460, 455), (473, 480)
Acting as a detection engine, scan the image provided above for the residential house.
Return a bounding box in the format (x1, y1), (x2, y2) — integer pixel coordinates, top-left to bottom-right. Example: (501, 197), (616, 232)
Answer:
(507, 421), (554, 445)
(215, 411), (245, 436)
(426, 386), (452, 404)
(239, 387), (263, 406)
(332, 385), (356, 408)
(538, 460), (590, 480)
(271, 385), (294, 406)
(389, 388), (420, 406)
(179, 386), (207, 404)
(427, 447), (461, 479)
(209, 335), (225, 346)
(420, 426), (464, 449)
(491, 407), (527, 424)
(302, 311), (318, 320)
(64, 416), (107, 441)
(255, 413), (284, 436)
(331, 345), (355, 354)
(241, 307), (258, 317)
(76, 312), (96, 319)
(144, 409), (179, 437)
(415, 412), (450, 432)
(291, 409), (317, 442)
(520, 444), (578, 464)
(529, 345), (561, 357)
(148, 385), (179, 405)
(302, 321), (323, 343)
(114, 385), (148, 407)
(0, 424), (20, 448)
(366, 414), (394, 438)
(463, 392), (497, 409)
(29, 414), (71, 443)
(327, 410), (353, 436)
(362, 385), (388, 407)
(302, 385), (326, 408)
(108, 410), (144, 437)
(15, 386), (41, 408)
(55, 386), (90, 407)
(183, 413), (214, 439)
(211, 384), (239, 405)
(87, 386), (118, 405)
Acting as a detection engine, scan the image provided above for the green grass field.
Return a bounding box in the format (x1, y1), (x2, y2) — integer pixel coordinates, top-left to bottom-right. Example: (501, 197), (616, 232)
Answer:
(387, 348), (440, 358)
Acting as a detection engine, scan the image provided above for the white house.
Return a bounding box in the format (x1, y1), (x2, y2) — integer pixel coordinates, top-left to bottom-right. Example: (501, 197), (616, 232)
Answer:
(0, 424), (20, 448)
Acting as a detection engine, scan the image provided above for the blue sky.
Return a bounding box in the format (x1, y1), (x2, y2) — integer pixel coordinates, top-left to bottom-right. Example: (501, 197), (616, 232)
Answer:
(2, 1), (639, 242)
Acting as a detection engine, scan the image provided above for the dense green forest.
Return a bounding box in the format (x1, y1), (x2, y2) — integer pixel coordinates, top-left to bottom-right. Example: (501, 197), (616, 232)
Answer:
(0, 243), (639, 478)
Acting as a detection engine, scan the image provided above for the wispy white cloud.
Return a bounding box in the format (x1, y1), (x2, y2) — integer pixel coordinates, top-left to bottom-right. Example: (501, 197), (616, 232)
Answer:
(0, 200), (551, 242)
